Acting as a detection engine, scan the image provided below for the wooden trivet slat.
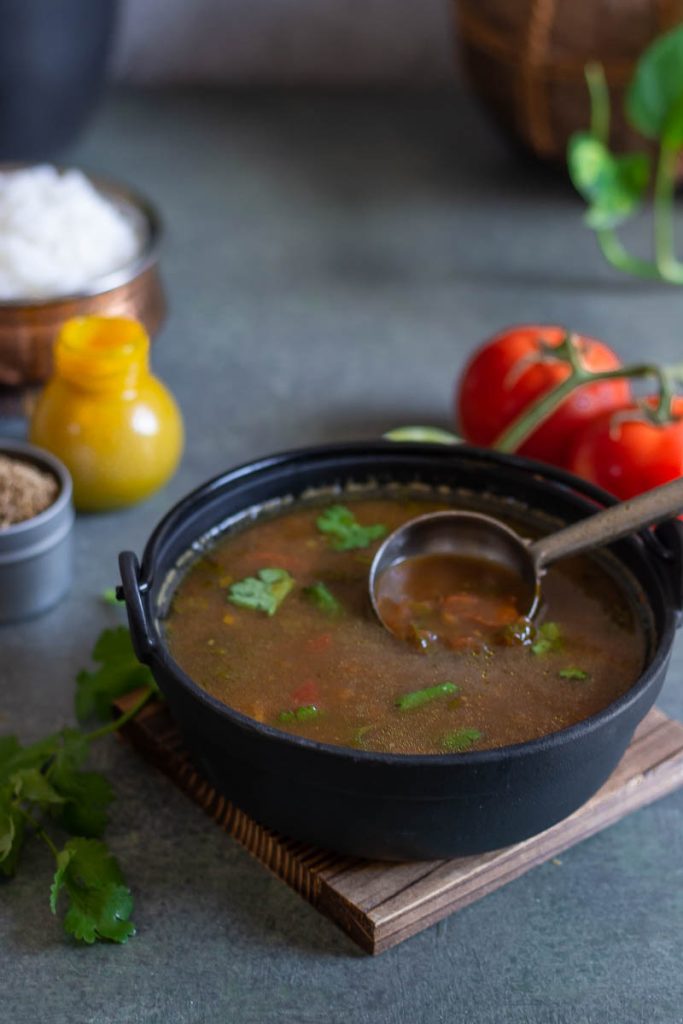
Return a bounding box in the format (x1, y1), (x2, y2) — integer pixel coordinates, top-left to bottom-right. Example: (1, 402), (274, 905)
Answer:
(114, 696), (683, 955)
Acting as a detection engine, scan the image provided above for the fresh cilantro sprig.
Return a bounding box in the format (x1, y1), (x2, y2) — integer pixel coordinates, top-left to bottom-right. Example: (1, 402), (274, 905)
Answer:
(316, 505), (387, 551)
(0, 627), (157, 944)
(228, 567), (294, 615)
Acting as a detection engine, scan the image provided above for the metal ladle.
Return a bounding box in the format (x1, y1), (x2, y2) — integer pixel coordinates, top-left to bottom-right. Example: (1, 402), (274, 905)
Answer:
(369, 476), (683, 633)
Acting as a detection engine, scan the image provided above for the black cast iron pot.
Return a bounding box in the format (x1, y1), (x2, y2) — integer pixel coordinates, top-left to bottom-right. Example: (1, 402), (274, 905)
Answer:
(119, 443), (683, 860)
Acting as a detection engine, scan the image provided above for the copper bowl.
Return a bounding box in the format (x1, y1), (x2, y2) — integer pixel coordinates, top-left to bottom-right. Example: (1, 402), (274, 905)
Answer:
(0, 168), (166, 387)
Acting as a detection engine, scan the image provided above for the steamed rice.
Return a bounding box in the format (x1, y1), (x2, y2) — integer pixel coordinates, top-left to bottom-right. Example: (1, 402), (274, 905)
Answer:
(0, 165), (141, 301)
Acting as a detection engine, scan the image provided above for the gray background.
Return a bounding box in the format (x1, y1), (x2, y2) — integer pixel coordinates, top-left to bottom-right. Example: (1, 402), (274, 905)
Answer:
(112, 0), (456, 84)
(2, 82), (683, 1023)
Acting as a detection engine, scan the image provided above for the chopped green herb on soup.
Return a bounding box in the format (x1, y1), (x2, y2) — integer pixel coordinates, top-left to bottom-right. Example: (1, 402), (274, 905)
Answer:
(316, 504), (387, 551)
(228, 567), (294, 616)
(303, 582), (342, 616)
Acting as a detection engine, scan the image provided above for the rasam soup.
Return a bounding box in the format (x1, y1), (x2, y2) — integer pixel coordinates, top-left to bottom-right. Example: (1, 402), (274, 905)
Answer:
(165, 496), (646, 755)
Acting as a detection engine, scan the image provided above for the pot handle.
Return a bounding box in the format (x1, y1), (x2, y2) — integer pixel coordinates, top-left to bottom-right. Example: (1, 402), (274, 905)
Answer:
(118, 551), (157, 663)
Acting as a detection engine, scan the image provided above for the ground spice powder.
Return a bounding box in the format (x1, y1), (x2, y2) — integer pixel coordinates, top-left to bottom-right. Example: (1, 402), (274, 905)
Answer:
(0, 454), (58, 528)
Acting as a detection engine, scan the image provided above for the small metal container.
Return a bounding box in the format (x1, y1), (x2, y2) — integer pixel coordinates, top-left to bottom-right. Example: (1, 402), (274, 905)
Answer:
(0, 167), (166, 387)
(0, 439), (74, 623)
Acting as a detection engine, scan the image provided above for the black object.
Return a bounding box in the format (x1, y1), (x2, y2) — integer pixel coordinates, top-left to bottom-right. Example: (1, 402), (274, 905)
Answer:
(0, 0), (118, 160)
(118, 443), (683, 860)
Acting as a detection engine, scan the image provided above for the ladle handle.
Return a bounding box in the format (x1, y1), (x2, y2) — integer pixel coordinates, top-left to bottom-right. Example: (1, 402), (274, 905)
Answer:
(529, 476), (683, 571)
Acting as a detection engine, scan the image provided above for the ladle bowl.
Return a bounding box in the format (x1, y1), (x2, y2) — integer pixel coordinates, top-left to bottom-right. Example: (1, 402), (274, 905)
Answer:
(369, 476), (683, 637)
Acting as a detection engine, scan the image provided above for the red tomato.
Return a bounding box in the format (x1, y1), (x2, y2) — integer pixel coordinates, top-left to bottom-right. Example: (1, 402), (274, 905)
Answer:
(291, 680), (320, 704)
(567, 398), (683, 499)
(456, 325), (631, 465)
(306, 633), (331, 653)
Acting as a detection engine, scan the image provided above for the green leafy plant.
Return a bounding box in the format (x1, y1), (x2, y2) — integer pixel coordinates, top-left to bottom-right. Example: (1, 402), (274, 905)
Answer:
(568, 26), (683, 283)
(0, 628), (157, 944)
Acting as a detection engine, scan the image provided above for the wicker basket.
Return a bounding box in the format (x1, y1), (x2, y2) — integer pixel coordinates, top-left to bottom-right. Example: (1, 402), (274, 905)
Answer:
(455, 0), (683, 162)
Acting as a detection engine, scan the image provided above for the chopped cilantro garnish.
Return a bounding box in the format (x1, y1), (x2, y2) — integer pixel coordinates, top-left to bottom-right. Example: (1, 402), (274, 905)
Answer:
(441, 728), (483, 752)
(278, 705), (321, 724)
(303, 582), (342, 616)
(228, 567), (294, 616)
(352, 723), (378, 747)
(559, 667), (589, 680)
(531, 621), (562, 656)
(396, 682), (459, 711)
(316, 504), (387, 551)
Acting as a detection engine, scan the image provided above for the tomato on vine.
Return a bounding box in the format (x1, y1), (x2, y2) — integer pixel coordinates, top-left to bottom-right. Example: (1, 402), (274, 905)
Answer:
(455, 325), (631, 466)
(567, 398), (683, 500)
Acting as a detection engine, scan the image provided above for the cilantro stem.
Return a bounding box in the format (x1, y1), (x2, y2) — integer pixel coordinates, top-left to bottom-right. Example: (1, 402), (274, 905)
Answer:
(492, 334), (676, 452)
(14, 803), (59, 860)
(83, 687), (155, 744)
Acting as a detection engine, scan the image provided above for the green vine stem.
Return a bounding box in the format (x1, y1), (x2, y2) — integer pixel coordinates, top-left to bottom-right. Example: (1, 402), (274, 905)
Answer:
(493, 334), (682, 453)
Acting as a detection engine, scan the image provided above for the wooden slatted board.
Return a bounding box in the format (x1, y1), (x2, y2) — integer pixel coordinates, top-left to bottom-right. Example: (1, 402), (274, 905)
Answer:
(114, 695), (683, 954)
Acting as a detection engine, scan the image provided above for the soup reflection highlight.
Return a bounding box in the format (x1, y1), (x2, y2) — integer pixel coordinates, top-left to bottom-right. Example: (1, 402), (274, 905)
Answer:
(165, 497), (645, 755)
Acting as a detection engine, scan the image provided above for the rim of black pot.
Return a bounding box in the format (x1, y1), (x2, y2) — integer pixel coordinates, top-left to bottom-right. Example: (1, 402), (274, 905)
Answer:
(131, 440), (680, 771)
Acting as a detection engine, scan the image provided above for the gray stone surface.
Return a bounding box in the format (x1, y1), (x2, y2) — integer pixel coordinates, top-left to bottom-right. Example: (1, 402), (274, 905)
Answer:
(1, 88), (683, 1024)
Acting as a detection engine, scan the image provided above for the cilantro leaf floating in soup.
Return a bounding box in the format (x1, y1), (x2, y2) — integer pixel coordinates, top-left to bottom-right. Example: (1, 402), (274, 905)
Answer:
(441, 728), (483, 752)
(531, 621), (562, 656)
(303, 582), (342, 616)
(228, 568), (294, 615)
(559, 666), (590, 680)
(395, 682), (459, 711)
(316, 504), (387, 551)
(166, 495), (647, 755)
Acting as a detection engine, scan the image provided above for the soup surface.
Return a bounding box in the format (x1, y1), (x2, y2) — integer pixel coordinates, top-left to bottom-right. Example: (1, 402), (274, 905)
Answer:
(165, 496), (646, 755)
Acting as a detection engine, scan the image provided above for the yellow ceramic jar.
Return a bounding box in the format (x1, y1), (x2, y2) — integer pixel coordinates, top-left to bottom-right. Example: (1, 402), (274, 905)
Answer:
(30, 317), (183, 511)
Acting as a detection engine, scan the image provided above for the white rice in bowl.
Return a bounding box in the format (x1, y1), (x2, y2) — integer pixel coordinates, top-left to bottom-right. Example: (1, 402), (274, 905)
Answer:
(0, 165), (143, 301)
